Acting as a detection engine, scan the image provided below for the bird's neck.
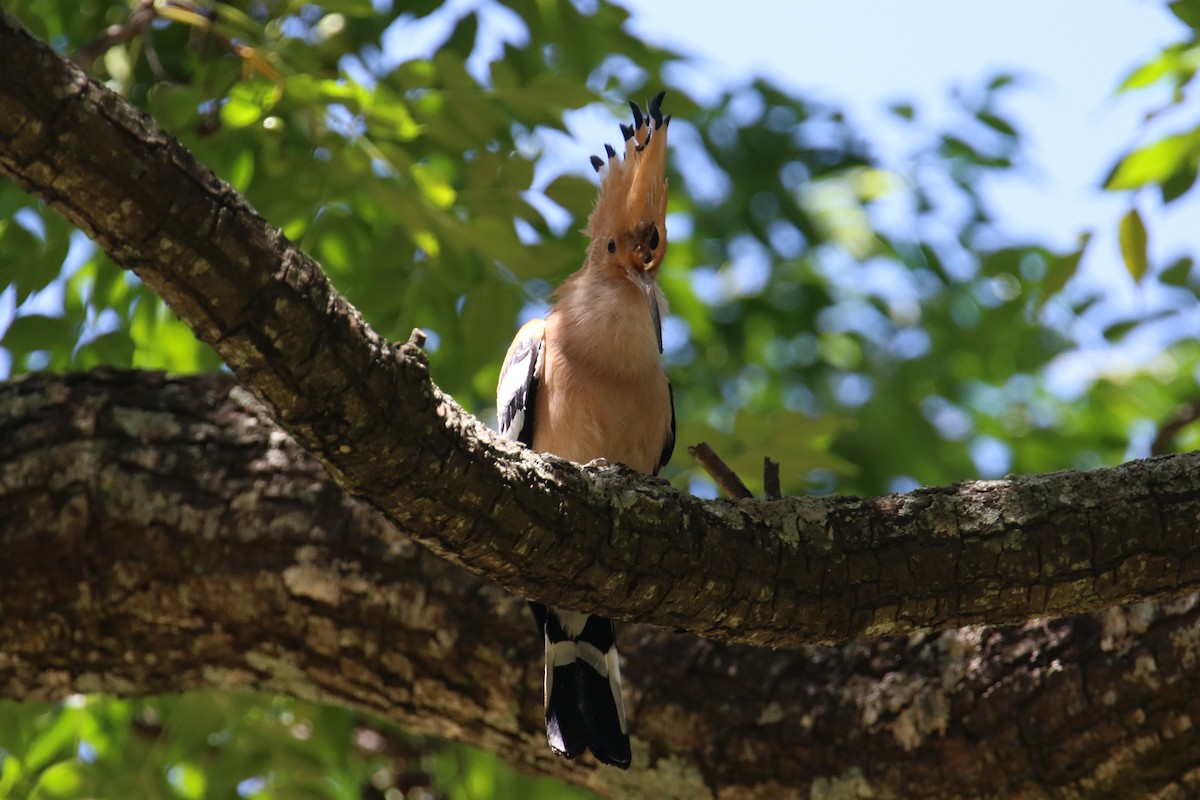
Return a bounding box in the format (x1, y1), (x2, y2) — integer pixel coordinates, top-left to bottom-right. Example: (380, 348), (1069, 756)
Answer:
(552, 266), (664, 379)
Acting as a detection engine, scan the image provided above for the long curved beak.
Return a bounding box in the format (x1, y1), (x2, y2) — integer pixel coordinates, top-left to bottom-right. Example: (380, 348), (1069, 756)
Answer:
(637, 271), (663, 353)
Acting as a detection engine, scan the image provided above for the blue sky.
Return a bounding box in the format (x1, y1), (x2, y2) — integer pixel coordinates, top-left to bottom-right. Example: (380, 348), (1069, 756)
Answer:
(620, 0), (1184, 252)
(612, 0), (1199, 395)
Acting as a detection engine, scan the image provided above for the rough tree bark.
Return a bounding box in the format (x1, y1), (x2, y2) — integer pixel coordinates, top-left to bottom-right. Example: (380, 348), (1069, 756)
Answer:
(4, 370), (1200, 800)
(4, 10), (1200, 797)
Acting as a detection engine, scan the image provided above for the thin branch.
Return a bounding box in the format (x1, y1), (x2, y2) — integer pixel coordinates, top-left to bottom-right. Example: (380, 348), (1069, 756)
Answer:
(688, 442), (753, 499)
(71, 0), (282, 84)
(72, 0), (157, 66)
(763, 457), (780, 500)
(1152, 396), (1200, 456)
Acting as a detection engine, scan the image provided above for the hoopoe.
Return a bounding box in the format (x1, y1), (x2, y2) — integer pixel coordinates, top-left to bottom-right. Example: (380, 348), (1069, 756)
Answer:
(496, 91), (675, 769)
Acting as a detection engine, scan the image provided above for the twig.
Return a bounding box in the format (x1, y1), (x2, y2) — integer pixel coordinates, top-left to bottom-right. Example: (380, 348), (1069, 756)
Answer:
(688, 442), (752, 499)
(141, 27), (168, 82)
(72, 0), (157, 66)
(763, 457), (780, 500)
(73, 0), (281, 85)
(1151, 397), (1200, 456)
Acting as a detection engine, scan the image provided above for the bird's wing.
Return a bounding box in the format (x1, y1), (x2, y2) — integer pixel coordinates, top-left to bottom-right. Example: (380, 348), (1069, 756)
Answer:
(497, 317), (546, 447)
(656, 380), (676, 475)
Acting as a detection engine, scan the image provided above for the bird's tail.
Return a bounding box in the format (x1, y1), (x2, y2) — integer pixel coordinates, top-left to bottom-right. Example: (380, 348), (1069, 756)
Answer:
(530, 602), (631, 769)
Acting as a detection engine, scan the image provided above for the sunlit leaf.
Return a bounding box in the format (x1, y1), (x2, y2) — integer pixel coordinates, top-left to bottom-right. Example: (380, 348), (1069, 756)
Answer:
(166, 761), (206, 799)
(818, 332), (862, 370)
(227, 148), (255, 191)
(220, 81), (281, 129)
(22, 708), (77, 774)
(1118, 207), (1150, 283)
(32, 761), (83, 797)
(0, 753), (21, 796)
(1117, 46), (1185, 92)
(130, 300), (222, 372)
(1104, 132), (1200, 190)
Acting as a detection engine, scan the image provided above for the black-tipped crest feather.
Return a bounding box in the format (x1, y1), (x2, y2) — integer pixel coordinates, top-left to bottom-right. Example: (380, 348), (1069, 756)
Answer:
(648, 90), (665, 128)
(629, 99), (643, 130)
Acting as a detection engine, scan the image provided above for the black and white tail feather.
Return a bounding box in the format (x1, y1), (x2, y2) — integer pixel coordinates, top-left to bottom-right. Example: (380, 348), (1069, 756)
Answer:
(495, 318), (633, 769)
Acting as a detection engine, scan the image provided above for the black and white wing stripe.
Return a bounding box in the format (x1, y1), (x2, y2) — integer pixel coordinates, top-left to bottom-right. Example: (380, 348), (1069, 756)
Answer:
(657, 381), (675, 475)
(497, 318), (545, 447)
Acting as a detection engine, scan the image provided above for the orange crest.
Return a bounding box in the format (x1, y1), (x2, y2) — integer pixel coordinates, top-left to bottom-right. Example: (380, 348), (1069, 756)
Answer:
(584, 91), (670, 256)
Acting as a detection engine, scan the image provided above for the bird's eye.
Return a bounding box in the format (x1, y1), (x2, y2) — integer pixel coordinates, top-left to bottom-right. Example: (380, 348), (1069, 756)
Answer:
(648, 225), (659, 251)
(607, 239), (616, 254)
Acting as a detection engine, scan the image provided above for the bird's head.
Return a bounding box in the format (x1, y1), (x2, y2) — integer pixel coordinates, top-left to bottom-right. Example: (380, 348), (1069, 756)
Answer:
(583, 91), (670, 343)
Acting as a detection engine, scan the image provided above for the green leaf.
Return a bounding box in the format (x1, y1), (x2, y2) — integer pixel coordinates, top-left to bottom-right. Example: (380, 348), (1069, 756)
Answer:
(0, 212), (71, 307)
(1042, 233), (1090, 298)
(311, 0), (376, 13)
(542, 174), (594, 217)
(410, 163), (457, 209)
(977, 112), (1017, 138)
(1159, 256), (1195, 287)
(364, 88), (421, 141)
(986, 72), (1019, 91)
(1104, 132), (1200, 191)
(130, 300), (221, 373)
(32, 761), (83, 798)
(226, 148), (256, 191)
(818, 332), (862, 369)
(1, 315), (76, 364)
(1117, 46), (1184, 92)
(1168, 0), (1200, 29)
(1103, 309), (1175, 341)
(1118, 207), (1150, 283)
(166, 762), (206, 799)
(73, 331), (136, 369)
(220, 81), (281, 129)
(0, 753), (22, 797)
(1160, 159), (1198, 203)
(22, 708), (77, 774)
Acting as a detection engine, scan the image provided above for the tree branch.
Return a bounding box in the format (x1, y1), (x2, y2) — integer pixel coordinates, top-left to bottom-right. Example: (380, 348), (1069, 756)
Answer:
(688, 442), (754, 498)
(1152, 396), (1200, 456)
(3, 12), (1200, 652)
(70, 0), (156, 67)
(5, 370), (1200, 799)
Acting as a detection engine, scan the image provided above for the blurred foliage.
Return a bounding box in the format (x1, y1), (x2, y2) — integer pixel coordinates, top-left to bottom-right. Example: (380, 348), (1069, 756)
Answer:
(1106, 0), (1200, 276)
(2, 0), (1200, 795)
(0, 694), (594, 799)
